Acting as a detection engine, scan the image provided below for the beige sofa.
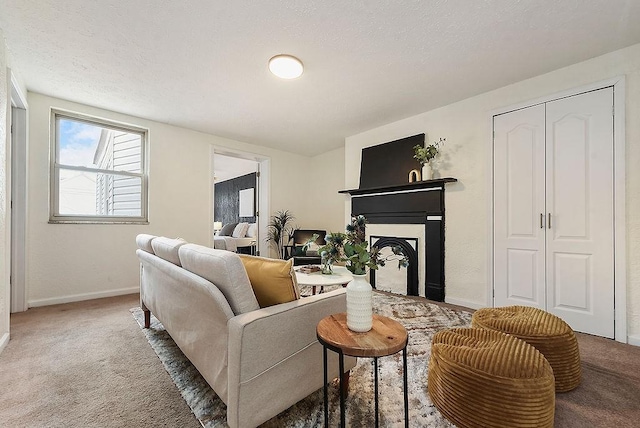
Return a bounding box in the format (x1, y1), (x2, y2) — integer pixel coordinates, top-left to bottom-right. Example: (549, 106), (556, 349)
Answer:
(136, 235), (356, 428)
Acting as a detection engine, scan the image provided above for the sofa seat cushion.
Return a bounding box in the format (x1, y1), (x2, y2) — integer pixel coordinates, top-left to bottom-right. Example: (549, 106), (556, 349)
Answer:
(238, 255), (300, 308)
(179, 244), (259, 315)
(151, 237), (187, 265)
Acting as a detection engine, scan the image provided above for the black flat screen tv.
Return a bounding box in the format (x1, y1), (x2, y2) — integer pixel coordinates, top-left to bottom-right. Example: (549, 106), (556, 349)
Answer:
(359, 133), (425, 189)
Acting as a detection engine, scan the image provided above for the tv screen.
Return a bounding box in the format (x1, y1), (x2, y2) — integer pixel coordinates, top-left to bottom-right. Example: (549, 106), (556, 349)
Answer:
(359, 134), (425, 189)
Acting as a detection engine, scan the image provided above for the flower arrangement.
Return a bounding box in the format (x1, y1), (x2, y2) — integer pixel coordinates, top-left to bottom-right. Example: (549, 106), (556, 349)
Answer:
(413, 137), (446, 166)
(319, 215), (408, 275)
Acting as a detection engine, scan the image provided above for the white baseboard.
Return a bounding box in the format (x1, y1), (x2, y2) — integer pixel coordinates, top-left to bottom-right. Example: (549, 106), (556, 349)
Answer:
(627, 334), (640, 347)
(0, 332), (10, 355)
(444, 297), (485, 310)
(28, 287), (139, 308)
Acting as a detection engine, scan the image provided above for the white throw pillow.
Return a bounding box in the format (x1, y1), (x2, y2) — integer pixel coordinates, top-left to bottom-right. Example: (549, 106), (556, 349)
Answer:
(232, 222), (250, 238)
(246, 223), (258, 238)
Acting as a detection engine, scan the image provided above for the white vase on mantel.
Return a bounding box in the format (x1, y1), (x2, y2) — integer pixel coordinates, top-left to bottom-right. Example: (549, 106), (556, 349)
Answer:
(421, 163), (433, 181)
(346, 273), (373, 332)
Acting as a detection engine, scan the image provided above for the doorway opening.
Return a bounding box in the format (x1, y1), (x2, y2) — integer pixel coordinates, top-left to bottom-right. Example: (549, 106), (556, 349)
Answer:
(10, 72), (28, 313)
(212, 148), (270, 257)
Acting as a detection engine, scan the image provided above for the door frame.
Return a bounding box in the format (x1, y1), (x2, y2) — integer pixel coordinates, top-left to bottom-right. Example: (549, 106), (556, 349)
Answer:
(210, 146), (271, 257)
(487, 76), (627, 343)
(9, 71), (28, 313)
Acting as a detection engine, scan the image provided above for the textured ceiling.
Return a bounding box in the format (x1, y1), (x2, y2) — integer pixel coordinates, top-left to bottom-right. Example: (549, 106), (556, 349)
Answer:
(1, 0), (640, 156)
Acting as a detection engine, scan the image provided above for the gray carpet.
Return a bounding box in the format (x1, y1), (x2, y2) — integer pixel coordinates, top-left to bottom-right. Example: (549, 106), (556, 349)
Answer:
(1, 294), (199, 428)
(131, 292), (472, 427)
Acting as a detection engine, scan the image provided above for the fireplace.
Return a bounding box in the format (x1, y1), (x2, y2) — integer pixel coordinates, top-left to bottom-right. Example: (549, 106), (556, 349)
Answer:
(369, 236), (419, 296)
(339, 133), (457, 302)
(340, 182), (455, 301)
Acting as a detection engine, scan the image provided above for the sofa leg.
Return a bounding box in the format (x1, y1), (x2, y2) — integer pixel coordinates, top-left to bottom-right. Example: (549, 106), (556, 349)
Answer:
(341, 370), (350, 397)
(143, 309), (151, 328)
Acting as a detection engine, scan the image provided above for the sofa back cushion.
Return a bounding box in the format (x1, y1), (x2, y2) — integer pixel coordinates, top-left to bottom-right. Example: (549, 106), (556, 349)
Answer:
(136, 234), (157, 253)
(238, 255), (300, 308)
(151, 237), (187, 266)
(179, 244), (259, 315)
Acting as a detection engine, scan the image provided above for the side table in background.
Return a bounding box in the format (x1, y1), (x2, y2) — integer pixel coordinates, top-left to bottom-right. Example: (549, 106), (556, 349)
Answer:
(295, 265), (352, 295)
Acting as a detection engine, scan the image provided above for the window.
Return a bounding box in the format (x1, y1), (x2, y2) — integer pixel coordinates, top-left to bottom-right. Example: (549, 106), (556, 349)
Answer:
(50, 109), (148, 223)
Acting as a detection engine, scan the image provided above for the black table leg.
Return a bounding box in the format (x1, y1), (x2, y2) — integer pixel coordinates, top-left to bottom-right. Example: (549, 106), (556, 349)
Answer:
(374, 356), (379, 428)
(403, 347), (408, 428)
(323, 346), (328, 428)
(339, 352), (345, 427)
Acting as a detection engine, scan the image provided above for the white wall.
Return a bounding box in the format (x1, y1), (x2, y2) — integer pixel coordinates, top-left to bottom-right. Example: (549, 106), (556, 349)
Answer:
(0, 29), (10, 351)
(345, 42), (640, 340)
(303, 147), (349, 235)
(26, 93), (321, 306)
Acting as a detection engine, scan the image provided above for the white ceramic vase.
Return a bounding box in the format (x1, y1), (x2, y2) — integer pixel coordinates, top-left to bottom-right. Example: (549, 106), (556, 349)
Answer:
(422, 163), (433, 181)
(346, 273), (373, 332)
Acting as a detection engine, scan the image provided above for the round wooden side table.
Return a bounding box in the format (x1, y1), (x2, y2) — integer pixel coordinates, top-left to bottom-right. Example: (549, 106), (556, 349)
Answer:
(316, 313), (409, 428)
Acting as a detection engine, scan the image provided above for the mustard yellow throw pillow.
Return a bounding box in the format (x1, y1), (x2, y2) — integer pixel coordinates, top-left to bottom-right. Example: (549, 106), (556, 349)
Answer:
(238, 255), (300, 308)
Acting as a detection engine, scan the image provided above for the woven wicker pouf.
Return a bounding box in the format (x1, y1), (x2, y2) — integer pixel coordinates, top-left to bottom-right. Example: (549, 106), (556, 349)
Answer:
(472, 306), (581, 392)
(428, 328), (555, 428)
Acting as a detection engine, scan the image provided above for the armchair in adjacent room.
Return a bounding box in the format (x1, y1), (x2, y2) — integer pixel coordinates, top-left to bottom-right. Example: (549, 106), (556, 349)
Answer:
(286, 229), (326, 266)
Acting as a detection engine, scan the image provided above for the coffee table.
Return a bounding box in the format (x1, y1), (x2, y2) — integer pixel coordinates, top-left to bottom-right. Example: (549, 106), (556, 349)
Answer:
(294, 265), (352, 295)
(316, 313), (409, 428)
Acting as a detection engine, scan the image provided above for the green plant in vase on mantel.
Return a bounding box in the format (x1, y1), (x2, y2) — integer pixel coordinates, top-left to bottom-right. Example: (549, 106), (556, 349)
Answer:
(413, 137), (445, 181)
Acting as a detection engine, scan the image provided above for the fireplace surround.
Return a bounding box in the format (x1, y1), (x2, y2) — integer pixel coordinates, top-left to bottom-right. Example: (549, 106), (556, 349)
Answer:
(340, 179), (455, 301)
(340, 133), (456, 301)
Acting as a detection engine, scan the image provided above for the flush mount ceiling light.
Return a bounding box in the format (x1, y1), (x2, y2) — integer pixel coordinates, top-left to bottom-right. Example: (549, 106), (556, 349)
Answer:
(268, 54), (304, 79)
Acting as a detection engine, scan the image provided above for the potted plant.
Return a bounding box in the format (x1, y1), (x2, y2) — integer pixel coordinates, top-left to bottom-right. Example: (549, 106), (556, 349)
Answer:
(413, 137), (445, 180)
(319, 215), (408, 332)
(266, 210), (295, 259)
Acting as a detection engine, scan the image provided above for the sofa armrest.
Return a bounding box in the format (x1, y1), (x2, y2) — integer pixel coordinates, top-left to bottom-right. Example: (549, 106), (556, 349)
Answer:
(226, 288), (356, 428)
(228, 288), (348, 380)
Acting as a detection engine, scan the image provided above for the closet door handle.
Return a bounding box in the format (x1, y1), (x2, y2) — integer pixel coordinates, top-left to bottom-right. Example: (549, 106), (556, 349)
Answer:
(548, 213), (552, 229)
(540, 213), (544, 229)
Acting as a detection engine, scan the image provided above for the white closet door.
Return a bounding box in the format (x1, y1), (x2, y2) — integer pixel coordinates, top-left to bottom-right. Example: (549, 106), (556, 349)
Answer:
(545, 88), (614, 338)
(493, 104), (546, 309)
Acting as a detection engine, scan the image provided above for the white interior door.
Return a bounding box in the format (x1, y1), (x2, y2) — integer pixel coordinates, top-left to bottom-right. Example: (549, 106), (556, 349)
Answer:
(545, 88), (614, 338)
(493, 104), (546, 309)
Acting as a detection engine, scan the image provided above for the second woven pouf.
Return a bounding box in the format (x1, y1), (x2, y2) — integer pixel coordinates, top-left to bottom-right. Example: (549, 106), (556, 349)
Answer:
(428, 328), (555, 428)
(472, 306), (581, 392)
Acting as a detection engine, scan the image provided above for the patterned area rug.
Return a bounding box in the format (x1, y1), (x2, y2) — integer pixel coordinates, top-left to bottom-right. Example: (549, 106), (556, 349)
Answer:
(131, 291), (472, 427)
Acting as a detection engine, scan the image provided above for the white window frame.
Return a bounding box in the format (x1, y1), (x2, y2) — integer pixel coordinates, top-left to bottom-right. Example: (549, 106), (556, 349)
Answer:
(49, 108), (149, 224)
